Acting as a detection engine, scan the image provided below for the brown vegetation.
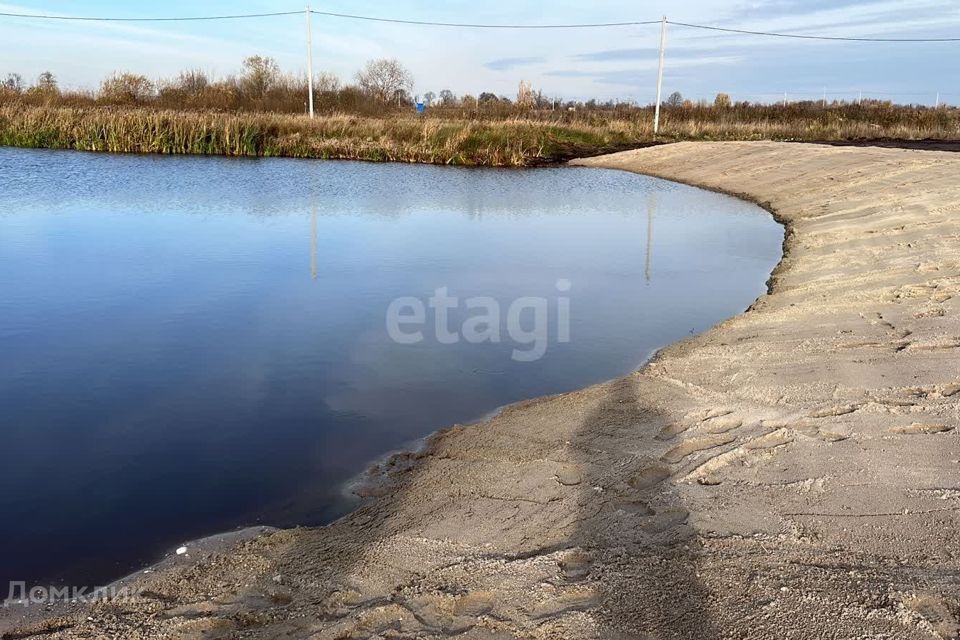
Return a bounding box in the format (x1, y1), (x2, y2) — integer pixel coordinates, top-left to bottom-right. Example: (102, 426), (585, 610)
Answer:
(2, 57), (959, 166)
(0, 105), (648, 166)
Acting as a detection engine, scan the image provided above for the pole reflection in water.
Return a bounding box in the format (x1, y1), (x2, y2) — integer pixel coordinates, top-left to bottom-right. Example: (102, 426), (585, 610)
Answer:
(310, 203), (318, 280)
(646, 192), (656, 283)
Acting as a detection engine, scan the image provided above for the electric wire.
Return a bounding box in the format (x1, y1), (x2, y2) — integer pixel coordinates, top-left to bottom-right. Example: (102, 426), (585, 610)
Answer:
(0, 8), (957, 42)
(309, 10), (660, 29)
(667, 20), (960, 42)
(0, 10), (304, 22)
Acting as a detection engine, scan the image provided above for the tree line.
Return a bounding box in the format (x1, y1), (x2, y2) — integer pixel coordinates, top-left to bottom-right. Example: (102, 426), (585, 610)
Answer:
(1, 57), (426, 115)
(0, 55), (758, 116)
(2, 57), (944, 118)
(2, 56), (565, 115)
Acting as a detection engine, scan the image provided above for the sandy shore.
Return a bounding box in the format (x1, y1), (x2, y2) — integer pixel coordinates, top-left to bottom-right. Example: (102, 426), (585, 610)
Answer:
(5, 142), (960, 639)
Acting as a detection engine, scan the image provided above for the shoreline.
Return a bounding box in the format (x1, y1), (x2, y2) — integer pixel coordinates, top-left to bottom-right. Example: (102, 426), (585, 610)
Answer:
(4, 102), (960, 169)
(4, 141), (960, 639)
(349, 341), (677, 504)
(4, 136), (960, 167)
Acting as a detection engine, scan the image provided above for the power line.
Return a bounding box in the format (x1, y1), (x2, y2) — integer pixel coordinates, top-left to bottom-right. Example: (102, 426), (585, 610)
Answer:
(0, 10), (304, 22)
(309, 10), (660, 29)
(0, 8), (659, 28)
(307, 11), (960, 40)
(0, 7), (958, 41)
(668, 21), (960, 42)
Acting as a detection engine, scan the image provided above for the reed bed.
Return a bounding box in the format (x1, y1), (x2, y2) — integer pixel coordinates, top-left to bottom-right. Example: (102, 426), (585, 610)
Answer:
(1, 103), (959, 167)
(0, 105), (643, 166)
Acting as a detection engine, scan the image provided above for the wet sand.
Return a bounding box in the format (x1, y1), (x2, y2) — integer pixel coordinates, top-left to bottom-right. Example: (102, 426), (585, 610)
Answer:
(4, 141), (960, 639)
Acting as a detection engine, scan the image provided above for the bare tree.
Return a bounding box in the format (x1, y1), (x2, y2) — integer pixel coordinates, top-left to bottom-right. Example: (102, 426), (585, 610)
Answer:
(100, 72), (155, 104)
(240, 55), (281, 100)
(666, 91), (683, 108)
(392, 88), (412, 107)
(3, 72), (23, 92)
(714, 92), (732, 109)
(423, 91), (436, 106)
(176, 69), (210, 95)
(439, 89), (456, 105)
(36, 71), (57, 90)
(314, 71), (340, 93)
(355, 58), (413, 102)
(517, 80), (535, 109)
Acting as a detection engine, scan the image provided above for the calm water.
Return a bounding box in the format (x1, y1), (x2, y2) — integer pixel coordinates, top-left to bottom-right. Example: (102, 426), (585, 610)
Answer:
(0, 147), (782, 589)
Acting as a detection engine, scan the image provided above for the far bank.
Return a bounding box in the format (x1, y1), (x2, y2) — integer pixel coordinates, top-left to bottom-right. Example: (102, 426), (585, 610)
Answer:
(3, 103), (960, 167)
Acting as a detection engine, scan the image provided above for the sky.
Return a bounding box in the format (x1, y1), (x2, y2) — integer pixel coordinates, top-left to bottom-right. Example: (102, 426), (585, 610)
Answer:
(1, 0), (960, 105)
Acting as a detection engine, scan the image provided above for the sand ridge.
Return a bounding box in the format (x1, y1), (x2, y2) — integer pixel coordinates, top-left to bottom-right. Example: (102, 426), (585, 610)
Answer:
(4, 142), (960, 639)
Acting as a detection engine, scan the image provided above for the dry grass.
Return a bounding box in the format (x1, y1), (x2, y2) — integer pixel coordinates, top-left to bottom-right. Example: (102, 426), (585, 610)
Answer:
(1, 103), (959, 167)
(0, 105), (646, 166)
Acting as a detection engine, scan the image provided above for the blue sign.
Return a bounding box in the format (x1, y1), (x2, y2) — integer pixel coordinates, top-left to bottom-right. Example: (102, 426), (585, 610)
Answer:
(416, 102), (425, 113)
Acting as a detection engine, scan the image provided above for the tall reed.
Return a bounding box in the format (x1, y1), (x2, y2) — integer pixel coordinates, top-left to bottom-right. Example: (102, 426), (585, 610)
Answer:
(0, 105), (644, 166)
(1, 103), (958, 167)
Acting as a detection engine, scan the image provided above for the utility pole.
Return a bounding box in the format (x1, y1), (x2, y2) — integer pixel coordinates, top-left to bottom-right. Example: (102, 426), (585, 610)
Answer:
(653, 16), (667, 136)
(935, 92), (941, 108)
(783, 92), (787, 108)
(822, 87), (827, 108)
(858, 90), (862, 106)
(305, 5), (314, 118)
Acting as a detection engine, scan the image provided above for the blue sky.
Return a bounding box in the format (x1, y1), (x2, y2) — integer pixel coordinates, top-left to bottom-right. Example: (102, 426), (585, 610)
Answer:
(2, 0), (959, 105)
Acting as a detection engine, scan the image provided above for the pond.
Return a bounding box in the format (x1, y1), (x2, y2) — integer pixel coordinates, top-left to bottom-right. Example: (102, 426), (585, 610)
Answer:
(0, 147), (783, 589)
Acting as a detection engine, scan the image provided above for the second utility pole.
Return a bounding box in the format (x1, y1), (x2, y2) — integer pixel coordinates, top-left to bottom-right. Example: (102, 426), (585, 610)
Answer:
(306, 5), (315, 118)
(653, 16), (667, 136)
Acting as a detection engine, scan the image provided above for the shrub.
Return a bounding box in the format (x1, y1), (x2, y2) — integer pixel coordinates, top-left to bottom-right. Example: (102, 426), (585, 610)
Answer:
(100, 72), (155, 104)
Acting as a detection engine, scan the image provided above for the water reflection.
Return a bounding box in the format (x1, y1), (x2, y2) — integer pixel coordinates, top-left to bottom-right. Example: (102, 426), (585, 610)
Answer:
(310, 205), (318, 281)
(646, 192), (657, 284)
